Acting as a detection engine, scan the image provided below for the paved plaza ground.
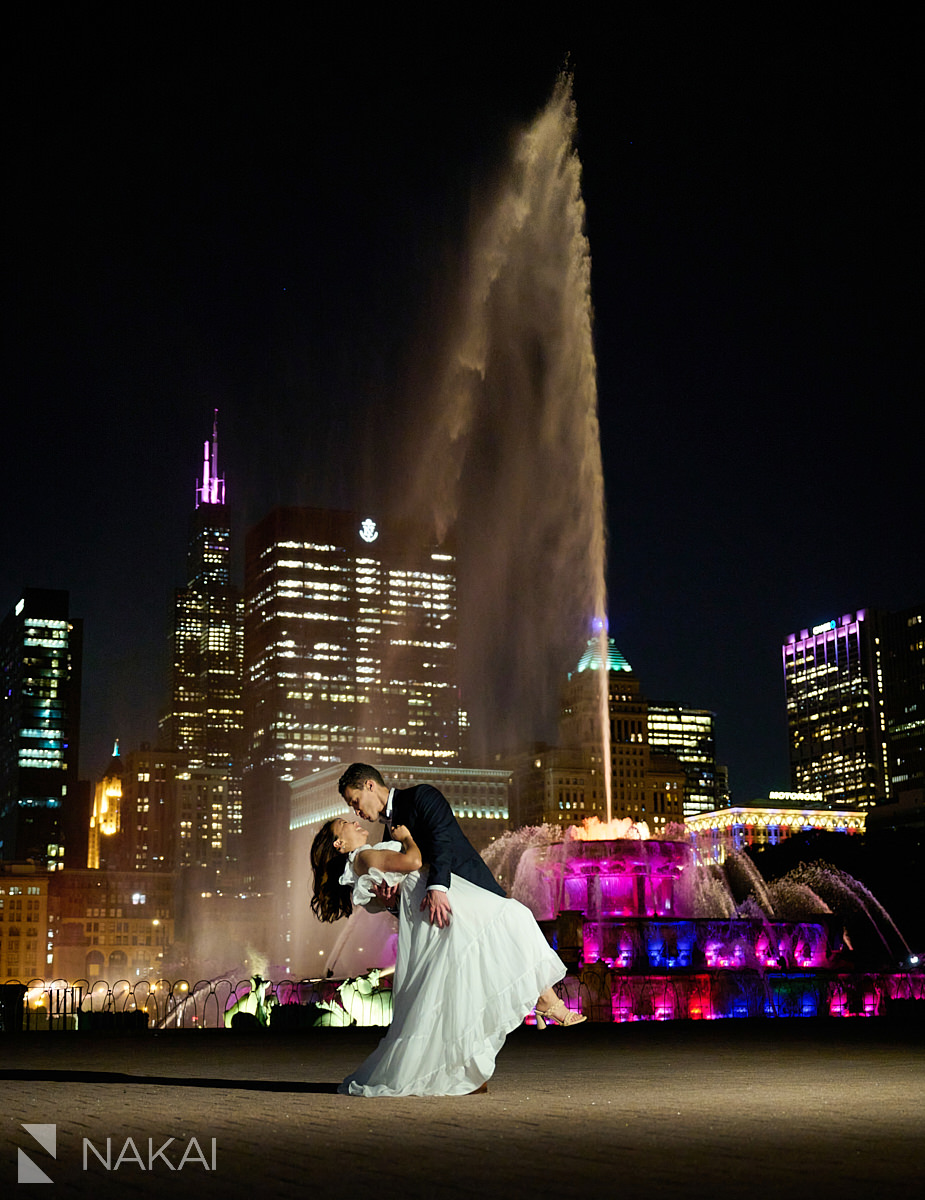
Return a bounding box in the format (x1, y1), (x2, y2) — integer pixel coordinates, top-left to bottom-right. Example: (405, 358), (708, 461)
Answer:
(1, 1019), (923, 1198)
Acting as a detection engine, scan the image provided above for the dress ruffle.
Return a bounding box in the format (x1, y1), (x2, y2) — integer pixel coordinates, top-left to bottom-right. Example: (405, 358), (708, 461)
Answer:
(339, 841), (403, 908)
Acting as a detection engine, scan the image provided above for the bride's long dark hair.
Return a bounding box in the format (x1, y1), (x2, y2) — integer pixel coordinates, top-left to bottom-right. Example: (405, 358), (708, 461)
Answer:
(310, 820), (354, 923)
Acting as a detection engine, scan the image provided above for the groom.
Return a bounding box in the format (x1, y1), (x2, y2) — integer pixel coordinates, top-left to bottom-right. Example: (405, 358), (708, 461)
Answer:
(338, 762), (505, 928)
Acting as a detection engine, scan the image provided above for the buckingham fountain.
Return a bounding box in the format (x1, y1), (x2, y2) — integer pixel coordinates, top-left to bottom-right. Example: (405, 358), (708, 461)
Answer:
(394, 71), (921, 1025)
(481, 821), (922, 1023)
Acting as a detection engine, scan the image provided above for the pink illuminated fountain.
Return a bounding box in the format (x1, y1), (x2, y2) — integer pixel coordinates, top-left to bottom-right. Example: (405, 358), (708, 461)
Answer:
(484, 822), (922, 1021)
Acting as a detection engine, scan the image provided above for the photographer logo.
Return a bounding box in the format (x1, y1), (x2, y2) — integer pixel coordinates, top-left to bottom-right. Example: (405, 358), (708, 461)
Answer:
(18, 1124), (56, 1184)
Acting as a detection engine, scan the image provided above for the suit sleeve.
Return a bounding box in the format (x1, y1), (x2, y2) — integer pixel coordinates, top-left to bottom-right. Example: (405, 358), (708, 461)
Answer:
(409, 784), (458, 891)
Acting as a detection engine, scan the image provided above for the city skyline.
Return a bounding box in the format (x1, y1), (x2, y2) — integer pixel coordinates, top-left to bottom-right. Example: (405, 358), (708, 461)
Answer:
(2, 15), (921, 803)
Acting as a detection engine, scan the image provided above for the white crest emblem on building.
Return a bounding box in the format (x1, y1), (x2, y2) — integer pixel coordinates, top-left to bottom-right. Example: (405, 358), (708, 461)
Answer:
(359, 518), (379, 544)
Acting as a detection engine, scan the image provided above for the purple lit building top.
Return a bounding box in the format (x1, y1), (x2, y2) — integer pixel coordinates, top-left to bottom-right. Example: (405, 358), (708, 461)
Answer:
(195, 409), (225, 508)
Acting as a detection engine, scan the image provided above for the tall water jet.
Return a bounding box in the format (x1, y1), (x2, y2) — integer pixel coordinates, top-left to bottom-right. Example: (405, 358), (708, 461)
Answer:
(402, 73), (611, 810)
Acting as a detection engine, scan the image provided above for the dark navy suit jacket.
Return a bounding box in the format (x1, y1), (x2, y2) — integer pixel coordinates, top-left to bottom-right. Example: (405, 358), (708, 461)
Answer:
(390, 784), (506, 897)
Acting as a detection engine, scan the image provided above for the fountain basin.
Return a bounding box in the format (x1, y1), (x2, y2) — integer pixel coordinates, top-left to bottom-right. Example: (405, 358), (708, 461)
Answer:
(577, 916), (837, 971)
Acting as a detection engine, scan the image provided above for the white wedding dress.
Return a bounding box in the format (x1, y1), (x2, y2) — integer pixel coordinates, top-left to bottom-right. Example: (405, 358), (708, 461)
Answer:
(337, 841), (566, 1097)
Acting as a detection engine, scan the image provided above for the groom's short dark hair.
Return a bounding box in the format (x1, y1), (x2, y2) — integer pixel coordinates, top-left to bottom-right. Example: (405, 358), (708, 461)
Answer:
(338, 762), (385, 796)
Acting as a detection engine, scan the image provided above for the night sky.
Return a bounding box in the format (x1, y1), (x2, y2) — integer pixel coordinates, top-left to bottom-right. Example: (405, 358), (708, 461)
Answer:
(3, 12), (921, 803)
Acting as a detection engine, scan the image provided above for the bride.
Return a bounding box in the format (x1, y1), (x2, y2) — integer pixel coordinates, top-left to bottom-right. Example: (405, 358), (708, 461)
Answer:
(311, 817), (584, 1097)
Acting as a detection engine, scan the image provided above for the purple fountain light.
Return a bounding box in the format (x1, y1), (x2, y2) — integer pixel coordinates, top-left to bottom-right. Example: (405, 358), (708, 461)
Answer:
(484, 825), (923, 1022)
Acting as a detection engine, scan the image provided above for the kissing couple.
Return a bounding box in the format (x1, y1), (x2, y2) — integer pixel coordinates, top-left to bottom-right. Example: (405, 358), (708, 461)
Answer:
(311, 762), (584, 1097)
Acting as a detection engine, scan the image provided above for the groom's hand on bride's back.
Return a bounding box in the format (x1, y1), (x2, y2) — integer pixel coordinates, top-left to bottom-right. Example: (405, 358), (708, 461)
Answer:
(422, 889), (452, 928)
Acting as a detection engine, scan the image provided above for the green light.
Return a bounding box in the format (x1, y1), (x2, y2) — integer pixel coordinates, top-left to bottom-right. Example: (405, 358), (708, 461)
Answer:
(575, 637), (633, 674)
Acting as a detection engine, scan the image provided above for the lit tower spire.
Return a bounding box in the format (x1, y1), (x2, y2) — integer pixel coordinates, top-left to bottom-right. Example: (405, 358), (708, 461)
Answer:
(196, 408), (226, 507)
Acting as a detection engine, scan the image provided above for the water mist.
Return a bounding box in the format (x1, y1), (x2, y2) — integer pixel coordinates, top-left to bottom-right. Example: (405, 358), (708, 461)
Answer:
(404, 74), (611, 809)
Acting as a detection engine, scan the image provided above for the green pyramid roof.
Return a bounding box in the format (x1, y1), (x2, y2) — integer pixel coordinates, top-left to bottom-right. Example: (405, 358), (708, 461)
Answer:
(574, 637), (633, 675)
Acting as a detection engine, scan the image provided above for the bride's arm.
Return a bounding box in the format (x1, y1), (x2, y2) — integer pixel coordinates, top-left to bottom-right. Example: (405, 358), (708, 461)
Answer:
(355, 826), (422, 875)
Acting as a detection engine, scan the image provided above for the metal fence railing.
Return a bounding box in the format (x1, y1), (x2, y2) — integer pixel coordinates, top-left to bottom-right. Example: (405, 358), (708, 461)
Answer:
(2, 967), (922, 1032)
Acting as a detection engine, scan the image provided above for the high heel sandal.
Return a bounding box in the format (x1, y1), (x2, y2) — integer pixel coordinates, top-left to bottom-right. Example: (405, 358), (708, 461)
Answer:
(534, 999), (587, 1028)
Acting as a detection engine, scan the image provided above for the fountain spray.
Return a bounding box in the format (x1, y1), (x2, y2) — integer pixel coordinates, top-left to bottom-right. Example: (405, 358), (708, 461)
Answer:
(404, 73), (611, 809)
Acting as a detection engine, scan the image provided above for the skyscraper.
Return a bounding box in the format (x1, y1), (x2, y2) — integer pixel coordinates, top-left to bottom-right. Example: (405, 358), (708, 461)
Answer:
(556, 638), (686, 829)
(784, 603), (925, 822)
(878, 604), (925, 804)
(782, 610), (887, 809)
(116, 745), (230, 874)
(243, 506), (460, 868)
(159, 414), (244, 861)
(648, 705), (719, 817)
(87, 741), (122, 869)
(0, 588), (82, 865)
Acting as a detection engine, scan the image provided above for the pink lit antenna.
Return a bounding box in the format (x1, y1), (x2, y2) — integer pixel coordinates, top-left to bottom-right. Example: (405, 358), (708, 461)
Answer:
(195, 409), (226, 507)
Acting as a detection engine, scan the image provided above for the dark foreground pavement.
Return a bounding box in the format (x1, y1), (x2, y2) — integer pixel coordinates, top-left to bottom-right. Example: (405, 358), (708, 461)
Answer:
(1, 1019), (923, 1199)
